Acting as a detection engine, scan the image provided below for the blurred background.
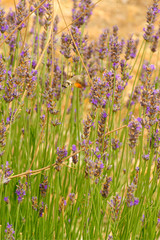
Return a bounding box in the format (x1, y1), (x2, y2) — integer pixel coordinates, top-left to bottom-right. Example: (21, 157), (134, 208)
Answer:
(1, 0), (151, 39)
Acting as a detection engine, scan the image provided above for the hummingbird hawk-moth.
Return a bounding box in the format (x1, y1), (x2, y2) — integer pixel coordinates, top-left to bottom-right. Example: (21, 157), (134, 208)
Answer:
(63, 75), (86, 88)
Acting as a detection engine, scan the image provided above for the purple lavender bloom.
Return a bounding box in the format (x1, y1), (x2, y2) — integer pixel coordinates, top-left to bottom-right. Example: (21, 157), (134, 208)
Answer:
(151, 34), (159, 52)
(109, 26), (122, 70)
(0, 56), (6, 90)
(88, 159), (104, 181)
(102, 111), (107, 118)
(26, 69), (37, 98)
(94, 152), (101, 160)
(60, 33), (72, 58)
(85, 160), (95, 177)
(142, 153), (150, 161)
(32, 197), (38, 211)
(128, 116), (142, 149)
(57, 147), (67, 158)
(82, 115), (93, 146)
(140, 77), (159, 127)
(46, 16), (59, 55)
(40, 114), (45, 122)
(39, 202), (47, 217)
(39, 176), (48, 198)
(32, 60), (37, 69)
(72, 0), (94, 29)
(137, 117), (145, 126)
(111, 138), (122, 150)
(72, 145), (77, 152)
(55, 147), (68, 171)
(140, 62), (155, 84)
(150, 128), (160, 147)
(1, 161), (13, 179)
(141, 214), (145, 223)
(110, 194), (121, 221)
(130, 39), (139, 58)
(157, 210), (160, 225)
(4, 223), (15, 240)
(91, 98), (98, 106)
(108, 235), (113, 240)
(16, 1), (28, 30)
(71, 26), (88, 56)
(59, 197), (67, 213)
(144, 89), (159, 127)
(88, 140), (92, 145)
(4, 196), (9, 204)
(53, 15), (59, 34)
(134, 198), (139, 205)
(100, 163), (104, 169)
(126, 166), (140, 207)
(51, 119), (61, 127)
(125, 35), (139, 60)
(157, 158), (160, 179)
(93, 147), (101, 159)
(97, 28), (109, 59)
(129, 201), (134, 207)
(3, 74), (16, 102)
(0, 8), (8, 33)
(143, 1), (159, 42)
(6, 108), (16, 125)
(96, 110), (108, 151)
(100, 176), (112, 198)
(72, 145), (78, 164)
(69, 193), (75, 204)
(126, 183), (135, 207)
(15, 180), (26, 203)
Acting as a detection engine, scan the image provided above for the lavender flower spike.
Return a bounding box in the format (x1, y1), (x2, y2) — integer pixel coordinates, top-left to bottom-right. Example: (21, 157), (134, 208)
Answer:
(4, 223), (15, 240)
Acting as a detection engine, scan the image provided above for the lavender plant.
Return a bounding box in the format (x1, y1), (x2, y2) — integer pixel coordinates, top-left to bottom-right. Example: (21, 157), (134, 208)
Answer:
(0, 0), (160, 239)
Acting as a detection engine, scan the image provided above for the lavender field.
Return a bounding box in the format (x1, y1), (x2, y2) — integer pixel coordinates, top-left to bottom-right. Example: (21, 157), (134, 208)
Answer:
(0, 0), (160, 239)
